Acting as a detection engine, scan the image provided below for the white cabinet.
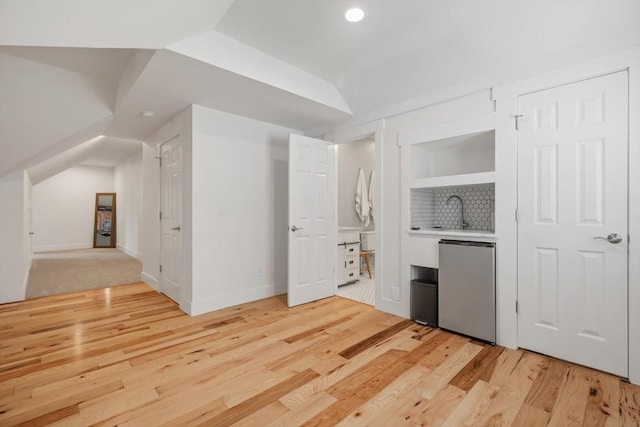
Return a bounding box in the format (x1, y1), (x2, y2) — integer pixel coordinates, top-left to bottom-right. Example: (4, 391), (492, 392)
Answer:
(407, 235), (440, 268)
(338, 229), (360, 285)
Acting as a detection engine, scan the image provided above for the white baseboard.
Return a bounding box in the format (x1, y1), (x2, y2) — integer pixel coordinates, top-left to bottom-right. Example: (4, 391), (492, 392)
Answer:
(23, 267), (29, 293)
(0, 269), (28, 304)
(187, 283), (285, 316)
(33, 243), (92, 253)
(141, 271), (159, 291)
(116, 244), (142, 260)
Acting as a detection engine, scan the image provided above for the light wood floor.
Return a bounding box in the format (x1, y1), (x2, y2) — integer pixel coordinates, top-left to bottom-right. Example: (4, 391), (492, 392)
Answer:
(0, 283), (638, 426)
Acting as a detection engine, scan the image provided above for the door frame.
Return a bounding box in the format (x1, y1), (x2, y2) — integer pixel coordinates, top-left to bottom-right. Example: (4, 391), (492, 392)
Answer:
(493, 46), (640, 384)
(323, 120), (384, 310)
(515, 71), (629, 376)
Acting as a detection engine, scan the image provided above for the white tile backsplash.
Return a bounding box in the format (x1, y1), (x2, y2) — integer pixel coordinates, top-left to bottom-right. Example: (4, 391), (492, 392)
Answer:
(410, 187), (435, 228)
(411, 184), (494, 231)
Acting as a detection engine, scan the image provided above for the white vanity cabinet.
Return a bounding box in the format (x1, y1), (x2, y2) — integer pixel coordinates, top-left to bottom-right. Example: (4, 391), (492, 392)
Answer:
(338, 229), (360, 285)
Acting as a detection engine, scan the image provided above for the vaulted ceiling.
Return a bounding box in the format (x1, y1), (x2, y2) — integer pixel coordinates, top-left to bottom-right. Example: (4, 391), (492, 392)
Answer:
(1, 0), (639, 182)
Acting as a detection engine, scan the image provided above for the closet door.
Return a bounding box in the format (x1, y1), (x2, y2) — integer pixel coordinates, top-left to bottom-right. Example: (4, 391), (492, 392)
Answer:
(517, 71), (628, 376)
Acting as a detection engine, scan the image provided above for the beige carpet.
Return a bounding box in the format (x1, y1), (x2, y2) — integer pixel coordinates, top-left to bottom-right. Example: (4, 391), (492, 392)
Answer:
(27, 248), (142, 299)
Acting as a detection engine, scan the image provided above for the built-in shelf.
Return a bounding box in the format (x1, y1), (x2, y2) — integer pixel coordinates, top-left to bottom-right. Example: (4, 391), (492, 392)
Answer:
(410, 171), (495, 189)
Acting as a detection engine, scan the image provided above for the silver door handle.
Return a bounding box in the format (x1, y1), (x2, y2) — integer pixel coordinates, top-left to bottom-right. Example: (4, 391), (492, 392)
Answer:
(593, 233), (622, 244)
(290, 226), (304, 232)
(171, 226), (181, 231)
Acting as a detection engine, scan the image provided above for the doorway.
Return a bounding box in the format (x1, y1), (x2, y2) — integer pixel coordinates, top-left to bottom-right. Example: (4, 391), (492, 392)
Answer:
(336, 136), (376, 306)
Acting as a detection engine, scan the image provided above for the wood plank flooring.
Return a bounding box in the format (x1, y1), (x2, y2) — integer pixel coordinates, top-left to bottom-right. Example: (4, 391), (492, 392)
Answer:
(0, 283), (638, 426)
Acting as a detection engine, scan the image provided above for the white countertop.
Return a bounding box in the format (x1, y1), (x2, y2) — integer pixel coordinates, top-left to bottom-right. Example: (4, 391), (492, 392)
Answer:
(338, 226), (361, 231)
(408, 228), (495, 239)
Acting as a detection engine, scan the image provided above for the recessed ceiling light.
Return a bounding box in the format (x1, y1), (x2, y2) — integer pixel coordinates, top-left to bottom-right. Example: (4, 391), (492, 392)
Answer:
(141, 110), (155, 119)
(345, 7), (365, 23)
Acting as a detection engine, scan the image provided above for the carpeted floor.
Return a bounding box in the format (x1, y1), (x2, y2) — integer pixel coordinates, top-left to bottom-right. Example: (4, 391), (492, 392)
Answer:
(26, 248), (142, 299)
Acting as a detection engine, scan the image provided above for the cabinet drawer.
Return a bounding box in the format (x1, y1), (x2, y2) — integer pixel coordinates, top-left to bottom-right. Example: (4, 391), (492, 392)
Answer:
(408, 235), (439, 268)
(345, 243), (359, 255)
(345, 256), (358, 269)
(345, 267), (359, 282)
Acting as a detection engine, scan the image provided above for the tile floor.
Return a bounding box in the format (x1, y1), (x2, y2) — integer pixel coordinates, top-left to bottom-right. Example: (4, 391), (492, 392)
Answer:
(337, 273), (375, 305)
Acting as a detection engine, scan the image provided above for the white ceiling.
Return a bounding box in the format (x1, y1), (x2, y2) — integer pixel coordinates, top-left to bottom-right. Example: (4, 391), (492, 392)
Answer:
(1, 0), (639, 180)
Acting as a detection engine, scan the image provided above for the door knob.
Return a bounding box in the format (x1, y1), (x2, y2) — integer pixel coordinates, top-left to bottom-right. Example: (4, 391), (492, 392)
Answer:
(171, 226), (181, 232)
(290, 226), (304, 232)
(593, 233), (622, 244)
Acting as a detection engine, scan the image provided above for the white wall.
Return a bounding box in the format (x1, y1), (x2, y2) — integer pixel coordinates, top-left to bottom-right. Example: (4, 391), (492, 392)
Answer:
(337, 138), (375, 229)
(114, 147), (143, 259)
(0, 170), (31, 303)
(189, 105), (295, 315)
(140, 142), (160, 290)
(31, 165), (114, 252)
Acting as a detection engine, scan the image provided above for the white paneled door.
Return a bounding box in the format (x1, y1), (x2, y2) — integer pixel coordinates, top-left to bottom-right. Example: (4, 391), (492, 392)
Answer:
(159, 135), (183, 306)
(288, 134), (336, 307)
(517, 71), (628, 376)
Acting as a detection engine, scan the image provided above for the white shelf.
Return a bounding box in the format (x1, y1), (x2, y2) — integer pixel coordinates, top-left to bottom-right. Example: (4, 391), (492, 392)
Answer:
(410, 171), (495, 189)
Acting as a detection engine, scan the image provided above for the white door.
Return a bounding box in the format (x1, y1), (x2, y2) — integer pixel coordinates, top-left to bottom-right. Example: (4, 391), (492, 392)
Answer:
(517, 71), (628, 376)
(159, 135), (183, 305)
(288, 134), (337, 307)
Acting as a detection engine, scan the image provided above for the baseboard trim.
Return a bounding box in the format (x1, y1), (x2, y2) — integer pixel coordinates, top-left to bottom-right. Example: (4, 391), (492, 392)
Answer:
(187, 284), (285, 316)
(116, 244), (142, 260)
(21, 267), (29, 301)
(141, 272), (159, 291)
(33, 243), (92, 253)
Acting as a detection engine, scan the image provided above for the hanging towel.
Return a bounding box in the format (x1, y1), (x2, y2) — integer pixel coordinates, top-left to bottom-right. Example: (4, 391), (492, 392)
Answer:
(355, 168), (370, 226)
(368, 170), (375, 222)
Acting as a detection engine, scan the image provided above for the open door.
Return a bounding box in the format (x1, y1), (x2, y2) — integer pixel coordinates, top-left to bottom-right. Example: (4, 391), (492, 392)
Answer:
(288, 134), (336, 307)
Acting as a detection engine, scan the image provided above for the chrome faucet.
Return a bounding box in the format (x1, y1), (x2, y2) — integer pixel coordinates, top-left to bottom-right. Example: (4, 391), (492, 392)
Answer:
(446, 195), (469, 229)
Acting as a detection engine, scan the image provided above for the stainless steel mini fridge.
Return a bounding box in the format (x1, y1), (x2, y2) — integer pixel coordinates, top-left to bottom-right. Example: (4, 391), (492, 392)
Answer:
(438, 240), (496, 344)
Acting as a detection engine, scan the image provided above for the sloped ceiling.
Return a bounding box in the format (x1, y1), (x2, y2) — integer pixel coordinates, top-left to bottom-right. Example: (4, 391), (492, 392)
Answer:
(1, 0), (639, 180)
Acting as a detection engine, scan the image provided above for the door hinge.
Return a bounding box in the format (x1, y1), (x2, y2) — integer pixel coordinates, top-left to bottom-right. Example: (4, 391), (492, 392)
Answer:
(515, 300), (519, 314)
(159, 265), (163, 273)
(515, 209), (519, 223)
(514, 114), (523, 130)
(159, 211), (162, 220)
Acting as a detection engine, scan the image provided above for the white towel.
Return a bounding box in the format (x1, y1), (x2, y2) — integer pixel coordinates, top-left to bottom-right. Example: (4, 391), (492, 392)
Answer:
(355, 168), (370, 226)
(368, 170), (375, 223)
